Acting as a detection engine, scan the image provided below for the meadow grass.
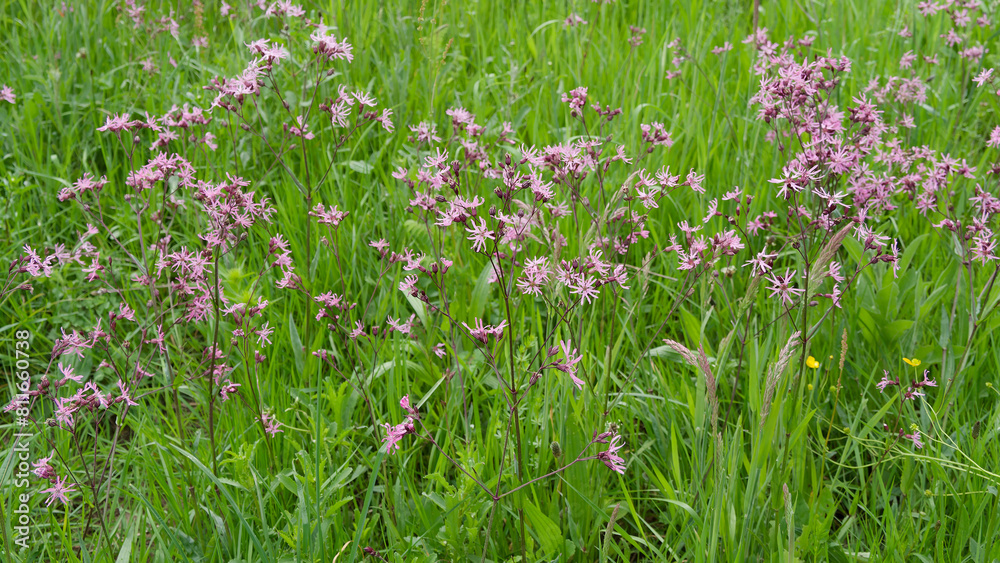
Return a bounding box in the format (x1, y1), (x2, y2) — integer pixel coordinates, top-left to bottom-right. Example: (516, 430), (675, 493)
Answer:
(2, 0), (1000, 561)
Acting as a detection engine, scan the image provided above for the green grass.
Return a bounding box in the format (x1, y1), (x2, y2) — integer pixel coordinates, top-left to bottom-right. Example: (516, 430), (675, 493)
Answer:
(2, 0), (1000, 561)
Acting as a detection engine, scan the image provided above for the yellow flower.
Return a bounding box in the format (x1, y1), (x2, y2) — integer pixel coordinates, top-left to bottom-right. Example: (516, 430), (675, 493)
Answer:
(903, 357), (921, 367)
(806, 356), (820, 369)
(807, 384), (814, 391)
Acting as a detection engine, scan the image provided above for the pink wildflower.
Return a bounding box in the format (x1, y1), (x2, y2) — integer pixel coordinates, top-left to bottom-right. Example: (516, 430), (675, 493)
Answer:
(554, 340), (585, 390)
(561, 87), (588, 112)
(311, 30), (353, 62)
(96, 113), (132, 133)
(400, 395), (419, 417)
(711, 42), (733, 55)
(32, 453), (56, 481)
(973, 68), (994, 87)
(596, 432), (626, 474)
(568, 275), (600, 305)
(462, 318), (490, 344)
(345, 321), (364, 340)
(399, 275), (419, 295)
(765, 269), (804, 306)
(58, 362), (83, 383)
(564, 13), (587, 28)
(876, 371), (898, 392)
(382, 422), (410, 454)
(744, 250), (776, 277)
(255, 321), (274, 347)
(466, 218), (494, 252)
(987, 127), (1000, 148)
(116, 380), (139, 406)
(260, 412), (283, 435)
(41, 476), (76, 506)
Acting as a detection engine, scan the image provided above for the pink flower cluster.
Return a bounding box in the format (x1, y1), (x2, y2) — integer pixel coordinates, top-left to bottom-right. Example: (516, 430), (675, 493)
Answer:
(383, 395), (419, 454)
(877, 369), (937, 400)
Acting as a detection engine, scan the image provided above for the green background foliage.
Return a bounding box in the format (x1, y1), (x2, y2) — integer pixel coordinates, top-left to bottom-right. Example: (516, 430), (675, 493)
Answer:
(2, 0), (1000, 561)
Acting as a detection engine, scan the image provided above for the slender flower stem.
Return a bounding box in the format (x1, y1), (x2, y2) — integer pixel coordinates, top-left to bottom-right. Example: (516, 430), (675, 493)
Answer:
(498, 446), (598, 500)
(207, 250), (221, 476)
